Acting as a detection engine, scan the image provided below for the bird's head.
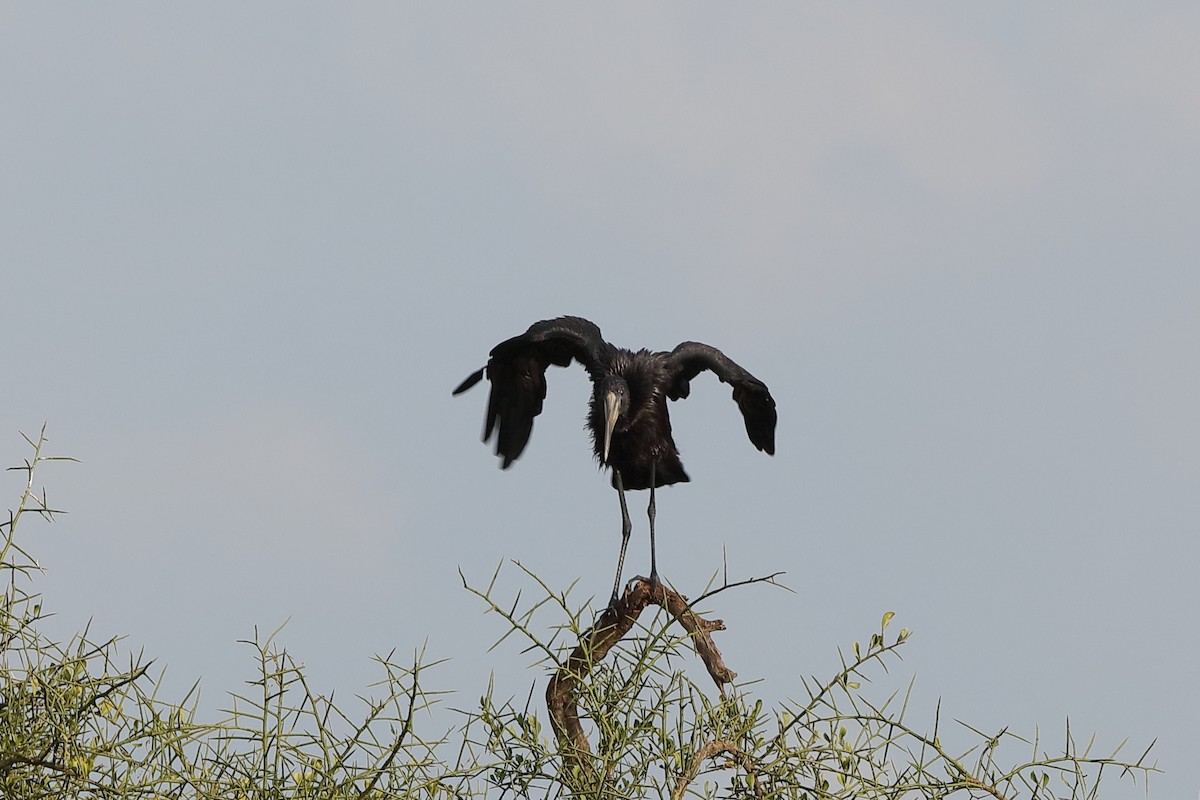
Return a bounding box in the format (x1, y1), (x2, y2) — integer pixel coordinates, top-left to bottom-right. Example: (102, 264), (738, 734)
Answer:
(598, 375), (631, 463)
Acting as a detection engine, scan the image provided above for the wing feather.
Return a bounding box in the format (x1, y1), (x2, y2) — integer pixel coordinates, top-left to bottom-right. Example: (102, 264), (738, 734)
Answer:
(665, 341), (777, 455)
(454, 316), (607, 467)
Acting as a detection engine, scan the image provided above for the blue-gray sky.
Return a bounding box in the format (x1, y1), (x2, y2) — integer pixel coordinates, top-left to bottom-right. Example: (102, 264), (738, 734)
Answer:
(2, 5), (1196, 797)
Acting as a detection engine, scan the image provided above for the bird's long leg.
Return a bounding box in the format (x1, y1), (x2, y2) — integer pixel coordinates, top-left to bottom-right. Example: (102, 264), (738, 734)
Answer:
(610, 469), (633, 604)
(647, 461), (658, 587)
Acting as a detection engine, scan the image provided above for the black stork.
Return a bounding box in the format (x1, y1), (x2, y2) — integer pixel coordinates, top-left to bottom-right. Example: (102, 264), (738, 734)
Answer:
(454, 316), (777, 603)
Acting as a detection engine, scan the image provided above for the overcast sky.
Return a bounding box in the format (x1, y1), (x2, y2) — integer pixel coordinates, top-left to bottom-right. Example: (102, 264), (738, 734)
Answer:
(2, 4), (1196, 797)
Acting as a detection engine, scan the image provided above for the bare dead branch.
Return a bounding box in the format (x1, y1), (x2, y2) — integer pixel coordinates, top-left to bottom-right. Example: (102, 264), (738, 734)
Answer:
(545, 577), (737, 789)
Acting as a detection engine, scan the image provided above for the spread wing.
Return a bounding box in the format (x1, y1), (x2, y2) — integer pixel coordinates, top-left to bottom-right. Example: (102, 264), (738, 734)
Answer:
(453, 316), (607, 468)
(664, 341), (777, 455)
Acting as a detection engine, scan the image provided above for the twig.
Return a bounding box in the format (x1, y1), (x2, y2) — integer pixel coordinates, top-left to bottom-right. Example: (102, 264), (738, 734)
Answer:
(672, 740), (762, 800)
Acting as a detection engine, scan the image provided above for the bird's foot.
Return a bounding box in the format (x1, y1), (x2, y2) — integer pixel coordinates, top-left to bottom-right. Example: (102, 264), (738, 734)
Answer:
(608, 575), (665, 612)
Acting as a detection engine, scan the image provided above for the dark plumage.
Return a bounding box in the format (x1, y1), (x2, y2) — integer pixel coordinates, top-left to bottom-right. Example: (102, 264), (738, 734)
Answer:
(453, 316), (776, 601)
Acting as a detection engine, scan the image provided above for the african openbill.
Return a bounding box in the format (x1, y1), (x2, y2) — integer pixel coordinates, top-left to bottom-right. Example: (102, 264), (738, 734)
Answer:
(453, 316), (777, 602)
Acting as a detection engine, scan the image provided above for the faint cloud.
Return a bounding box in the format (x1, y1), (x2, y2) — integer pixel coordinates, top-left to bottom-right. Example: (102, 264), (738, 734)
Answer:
(338, 6), (1051, 324)
(1105, 10), (1200, 139)
(105, 410), (403, 573)
(341, 6), (1049, 204)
